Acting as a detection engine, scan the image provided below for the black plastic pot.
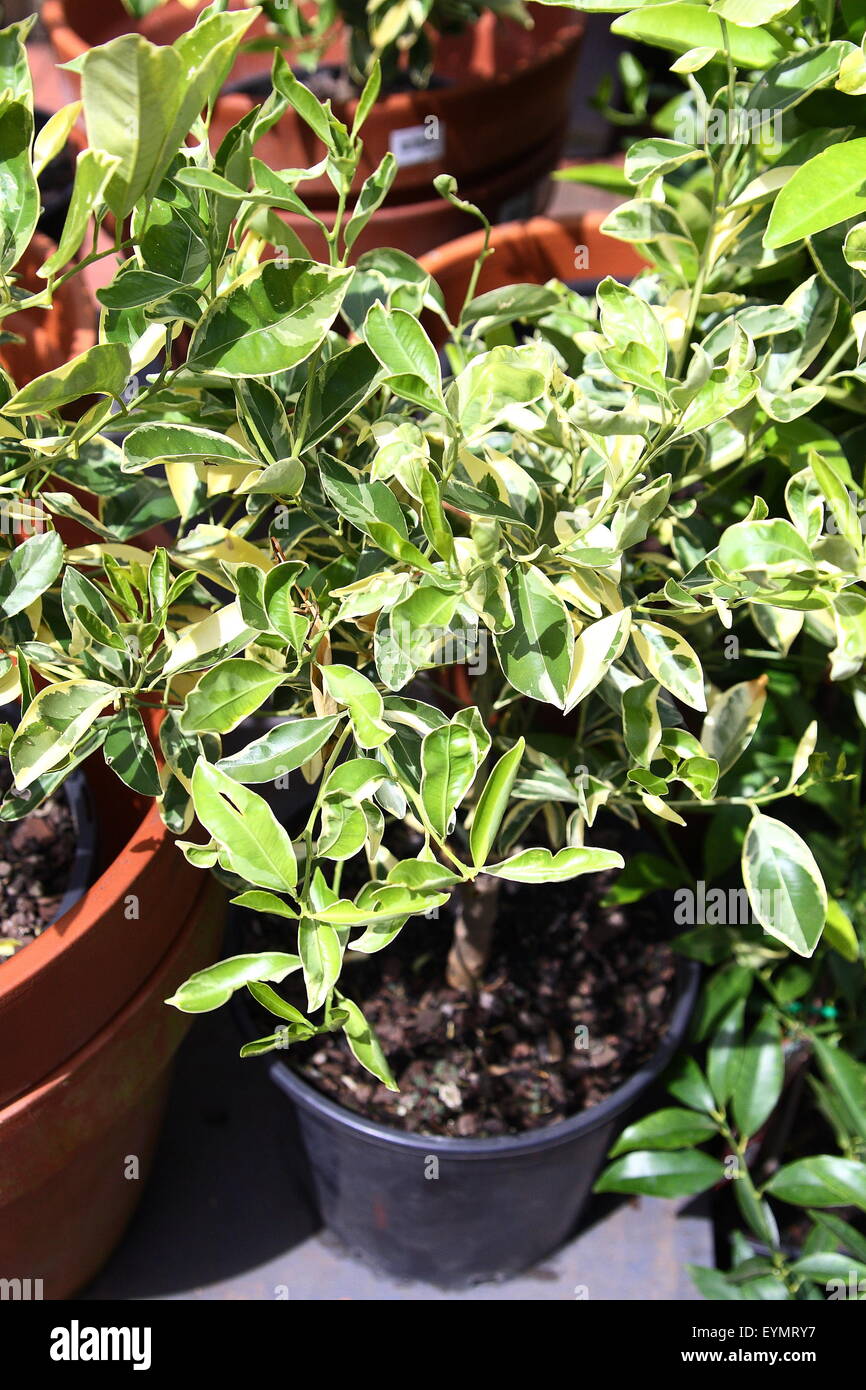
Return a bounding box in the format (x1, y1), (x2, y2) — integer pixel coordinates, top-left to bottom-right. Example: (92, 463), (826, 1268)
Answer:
(270, 958), (700, 1286)
(54, 762), (97, 921)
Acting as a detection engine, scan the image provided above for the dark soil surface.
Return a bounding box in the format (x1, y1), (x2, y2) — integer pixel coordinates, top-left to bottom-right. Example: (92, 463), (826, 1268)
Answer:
(0, 759), (76, 960)
(241, 855), (679, 1139)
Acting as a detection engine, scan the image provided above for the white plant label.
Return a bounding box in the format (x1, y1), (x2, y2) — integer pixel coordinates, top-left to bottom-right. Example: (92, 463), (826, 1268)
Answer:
(389, 123), (445, 168)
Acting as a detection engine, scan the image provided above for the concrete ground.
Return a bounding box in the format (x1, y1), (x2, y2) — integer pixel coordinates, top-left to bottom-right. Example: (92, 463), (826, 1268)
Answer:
(82, 1003), (713, 1302)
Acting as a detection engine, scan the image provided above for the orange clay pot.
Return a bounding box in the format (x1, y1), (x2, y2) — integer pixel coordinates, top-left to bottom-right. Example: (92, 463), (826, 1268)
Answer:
(0, 873), (224, 1298)
(0, 708), (224, 1296)
(0, 232), (96, 387)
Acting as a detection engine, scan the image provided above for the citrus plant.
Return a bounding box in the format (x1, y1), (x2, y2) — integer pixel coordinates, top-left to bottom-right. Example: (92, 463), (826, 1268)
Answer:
(0, 2), (856, 1096)
(557, 0), (866, 1294)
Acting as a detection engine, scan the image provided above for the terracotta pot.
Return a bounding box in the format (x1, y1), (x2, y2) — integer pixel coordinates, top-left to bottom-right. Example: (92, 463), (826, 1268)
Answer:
(0, 710), (209, 1112)
(420, 209), (645, 320)
(0, 232), (96, 387)
(0, 872), (225, 1299)
(42, 0), (250, 64)
(270, 127), (561, 263)
(211, 5), (584, 205)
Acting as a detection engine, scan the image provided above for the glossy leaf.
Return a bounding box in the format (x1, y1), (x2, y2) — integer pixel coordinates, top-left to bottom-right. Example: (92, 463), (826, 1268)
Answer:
(166, 952), (302, 1013)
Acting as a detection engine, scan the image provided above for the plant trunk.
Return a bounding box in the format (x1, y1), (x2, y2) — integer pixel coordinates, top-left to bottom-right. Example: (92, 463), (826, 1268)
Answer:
(445, 873), (500, 991)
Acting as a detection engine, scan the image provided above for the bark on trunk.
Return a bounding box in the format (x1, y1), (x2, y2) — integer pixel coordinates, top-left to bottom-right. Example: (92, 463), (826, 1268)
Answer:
(445, 873), (500, 991)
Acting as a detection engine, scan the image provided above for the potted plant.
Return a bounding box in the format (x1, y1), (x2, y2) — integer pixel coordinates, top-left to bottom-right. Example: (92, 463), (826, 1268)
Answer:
(42, 0), (586, 259)
(2, 3), (853, 1290)
(549, 0), (866, 1298)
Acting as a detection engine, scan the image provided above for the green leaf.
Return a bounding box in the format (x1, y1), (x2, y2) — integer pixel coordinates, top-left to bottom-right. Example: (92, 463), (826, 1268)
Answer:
(564, 608), (631, 713)
(732, 1013), (784, 1138)
(624, 138), (702, 185)
(633, 621), (706, 711)
(337, 993), (398, 1090)
(420, 719), (480, 839)
(667, 1056), (718, 1115)
(264, 563), (308, 648)
(166, 952), (302, 1013)
(180, 659), (285, 736)
(298, 918), (343, 1012)
(4, 343), (131, 415)
(601, 851), (681, 906)
(80, 12), (255, 219)
(0, 23), (38, 274)
(765, 1156), (866, 1213)
(811, 1037), (866, 1143)
(363, 300), (442, 390)
(122, 423), (257, 472)
(609, 1107), (719, 1156)
(710, 0), (798, 24)
(40, 149), (120, 276)
(192, 759), (298, 893)
(318, 451), (408, 538)
(470, 738), (525, 868)
(345, 153), (397, 252)
(823, 900), (860, 963)
(790, 1252), (866, 1283)
(320, 664), (392, 749)
(495, 566), (575, 708)
(10, 680), (117, 790)
(103, 706), (161, 796)
(188, 261), (353, 378)
(486, 845), (623, 884)
(747, 41), (854, 117)
(597, 275), (668, 374)
(272, 51), (337, 146)
(0, 531), (63, 618)
(707, 1000), (745, 1108)
(352, 57), (381, 136)
(611, 4), (787, 68)
(303, 343), (383, 451)
(595, 1149), (725, 1198)
(808, 1211), (866, 1265)
(718, 518), (814, 576)
(216, 715), (339, 784)
(236, 378), (292, 464)
(701, 676), (768, 775)
(622, 678), (662, 766)
(742, 812), (827, 957)
(765, 140), (866, 250)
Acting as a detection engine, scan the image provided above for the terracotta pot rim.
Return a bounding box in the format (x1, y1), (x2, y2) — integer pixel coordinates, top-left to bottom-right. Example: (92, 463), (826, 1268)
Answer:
(419, 209), (615, 282)
(228, 9), (585, 122)
(0, 743), (170, 1007)
(271, 129), (561, 224)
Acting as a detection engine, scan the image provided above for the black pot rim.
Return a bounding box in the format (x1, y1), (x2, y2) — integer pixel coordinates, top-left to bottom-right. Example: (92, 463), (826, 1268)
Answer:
(269, 956), (700, 1158)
